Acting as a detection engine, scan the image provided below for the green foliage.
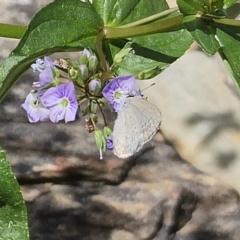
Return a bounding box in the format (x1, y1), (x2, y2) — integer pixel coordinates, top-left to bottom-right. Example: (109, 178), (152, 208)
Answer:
(98, 0), (193, 78)
(0, 0), (194, 100)
(183, 16), (220, 55)
(109, 27), (193, 78)
(0, 0), (103, 101)
(93, 0), (169, 26)
(176, 0), (240, 88)
(177, 0), (240, 87)
(0, 147), (29, 240)
(224, 2), (240, 18)
(224, 0), (238, 9)
(214, 24), (240, 91)
(177, 0), (237, 14)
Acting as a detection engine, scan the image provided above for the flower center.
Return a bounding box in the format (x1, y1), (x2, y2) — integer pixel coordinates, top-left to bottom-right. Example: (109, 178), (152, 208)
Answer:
(114, 90), (122, 99)
(61, 97), (69, 107)
(31, 99), (41, 109)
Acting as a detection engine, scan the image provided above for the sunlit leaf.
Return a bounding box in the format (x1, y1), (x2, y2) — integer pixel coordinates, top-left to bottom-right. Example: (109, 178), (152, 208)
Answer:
(0, 147), (29, 240)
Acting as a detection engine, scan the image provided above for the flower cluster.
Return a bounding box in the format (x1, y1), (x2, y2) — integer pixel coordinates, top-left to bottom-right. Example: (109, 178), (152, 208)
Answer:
(21, 57), (78, 123)
(21, 47), (144, 159)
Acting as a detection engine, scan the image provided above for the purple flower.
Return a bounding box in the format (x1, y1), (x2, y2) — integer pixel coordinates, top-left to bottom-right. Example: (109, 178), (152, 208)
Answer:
(39, 66), (54, 88)
(31, 57), (56, 94)
(32, 82), (41, 88)
(21, 91), (50, 123)
(31, 58), (45, 72)
(39, 57), (55, 87)
(41, 82), (78, 123)
(102, 75), (139, 112)
(31, 57), (53, 73)
(106, 136), (113, 150)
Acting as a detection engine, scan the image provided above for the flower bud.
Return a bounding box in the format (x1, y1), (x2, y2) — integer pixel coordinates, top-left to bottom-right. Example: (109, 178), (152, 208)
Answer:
(79, 64), (89, 81)
(137, 66), (160, 80)
(79, 48), (91, 65)
(89, 79), (101, 94)
(103, 126), (112, 139)
(88, 55), (98, 72)
(113, 42), (132, 65)
(94, 130), (106, 159)
(106, 136), (113, 150)
(69, 67), (78, 80)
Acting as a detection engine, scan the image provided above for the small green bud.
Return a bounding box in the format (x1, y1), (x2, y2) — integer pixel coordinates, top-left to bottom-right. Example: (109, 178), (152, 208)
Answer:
(69, 67), (78, 80)
(103, 126), (112, 139)
(88, 55), (98, 72)
(113, 42), (133, 65)
(79, 49), (91, 65)
(94, 130), (106, 158)
(137, 66), (163, 80)
(90, 100), (98, 113)
(79, 64), (89, 81)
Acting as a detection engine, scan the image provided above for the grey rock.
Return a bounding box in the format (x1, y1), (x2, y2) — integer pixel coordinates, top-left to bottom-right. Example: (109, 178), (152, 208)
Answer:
(139, 51), (240, 192)
(22, 137), (240, 240)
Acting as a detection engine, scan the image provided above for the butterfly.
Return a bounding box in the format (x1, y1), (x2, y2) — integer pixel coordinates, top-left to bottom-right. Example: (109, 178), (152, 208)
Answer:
(112, 97), (161, 158)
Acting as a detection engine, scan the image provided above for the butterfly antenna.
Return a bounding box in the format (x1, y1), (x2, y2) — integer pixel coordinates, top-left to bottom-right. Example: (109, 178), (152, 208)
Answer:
(139, 83), (156, 97)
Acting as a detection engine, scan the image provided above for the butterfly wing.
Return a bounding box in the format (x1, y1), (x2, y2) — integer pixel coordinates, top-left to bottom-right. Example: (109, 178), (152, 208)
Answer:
(112, 99), (140, 158)
(113, 98), (161, 158)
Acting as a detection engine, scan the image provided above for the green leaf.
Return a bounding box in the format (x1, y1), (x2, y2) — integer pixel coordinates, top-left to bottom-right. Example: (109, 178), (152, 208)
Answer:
(0, 0), (103, 102)
(224, 2), (240, 18)
(0, 147), (29, 240)
(14, 0), (103, 55)
(214, 24), (240, 91)
(109, 26), (193, 78)
(183, 16), (220, 55)
(93, 0), (169, 26)
(95, 0), (193, 78)
(224, 0), (238, 9)
(177, 0), (232, 14)
(177, 0), (198, 14)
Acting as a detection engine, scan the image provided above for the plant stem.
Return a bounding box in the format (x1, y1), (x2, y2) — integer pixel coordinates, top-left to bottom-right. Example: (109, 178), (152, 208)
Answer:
(96, 30), (108, 72)
(211, 18), (240, 26)
(96, 99), (107, 126)
(200, 14), (240, 26)
(118, 7), (179, 28)
(104, 14), (183, 39)
(0, 23), (26, 39)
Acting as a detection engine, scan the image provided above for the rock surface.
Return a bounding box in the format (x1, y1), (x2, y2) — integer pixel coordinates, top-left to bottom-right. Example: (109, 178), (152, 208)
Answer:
(139, 51), (240, 192)
(24, 141), (240, 240)
(1, 1), (240, 240)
